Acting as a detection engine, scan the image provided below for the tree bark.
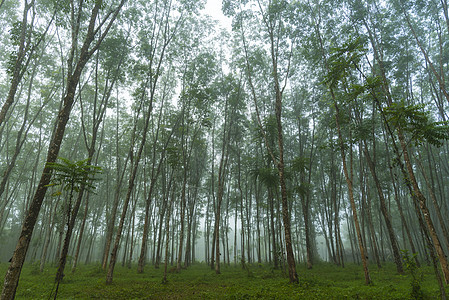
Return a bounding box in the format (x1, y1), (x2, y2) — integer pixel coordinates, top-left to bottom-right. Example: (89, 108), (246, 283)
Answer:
(106, 102), (153, 284)
(334, 102), (371, 285)
(0, 0), (35, 127)
(1, 1), (124, 297)
(362, 141), (403, 273)
(397, 131), (449, 284)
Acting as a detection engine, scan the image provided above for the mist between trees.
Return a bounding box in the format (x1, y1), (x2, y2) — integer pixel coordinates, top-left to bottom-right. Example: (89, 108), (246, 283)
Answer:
(1, 0), (449, 298)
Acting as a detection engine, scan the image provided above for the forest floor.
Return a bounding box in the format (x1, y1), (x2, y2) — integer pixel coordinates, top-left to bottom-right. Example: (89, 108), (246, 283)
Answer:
(0, 261), (447, 299)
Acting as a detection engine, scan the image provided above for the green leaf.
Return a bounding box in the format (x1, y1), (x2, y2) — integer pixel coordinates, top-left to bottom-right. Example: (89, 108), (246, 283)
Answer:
(383, 101), (449, 147)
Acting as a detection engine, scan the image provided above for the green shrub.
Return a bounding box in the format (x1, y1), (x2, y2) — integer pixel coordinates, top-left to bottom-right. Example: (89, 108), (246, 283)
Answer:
(401, 250), (424, 299)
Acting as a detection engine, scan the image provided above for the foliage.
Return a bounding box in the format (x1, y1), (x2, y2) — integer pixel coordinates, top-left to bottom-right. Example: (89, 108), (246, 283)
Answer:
(251, 167), (278, 189)
(401, 250), (424, 299)
(324, 37), (449, 150)
(324, 38), (366, 89)
(45, 157), (102, 194)
(383, 102), (449, 147)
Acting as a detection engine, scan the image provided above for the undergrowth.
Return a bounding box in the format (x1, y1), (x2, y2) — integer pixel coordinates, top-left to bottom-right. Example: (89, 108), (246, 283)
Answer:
(0, 261), (446, 299)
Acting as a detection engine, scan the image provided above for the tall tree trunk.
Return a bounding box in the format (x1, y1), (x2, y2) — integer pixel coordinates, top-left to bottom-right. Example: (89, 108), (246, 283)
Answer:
(383, 128), (420, 267)
(397, 131), (449, 283)
(176, 167), (187, 272)
(271, 41), (298, 284)
(138, 89), (176, 272)
(213, 93), (232, 274)
(155, 199), (167, 269)
(39, 196), (60, 272)
(0, 0), (50, 127)
(239, 174), (246, 267)
(255, 180), (262, 264)
(365, 183), (381, 269)
(106, 82), (155, 284)
(362, 141), (403, 273)
(106, 157), (141, 284)
(334, 102), (371, 285)
(214, 178), (224, 274)
(72, 195), (89, 273)
(162, 182), (175, 283)
(1, 2), (124, 297)
(415, 152), (449, 253)
(361, 5), (449, 282)
(56, 42), (122, 288)
(268, 188), (278, 269)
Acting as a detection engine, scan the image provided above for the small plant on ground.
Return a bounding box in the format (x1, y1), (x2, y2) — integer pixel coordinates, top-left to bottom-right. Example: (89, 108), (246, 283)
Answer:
(29, 261), (41, 276)
(401, 249), (424, 299)
(46, 157), (102, 299)
(240, 258), (253, 278)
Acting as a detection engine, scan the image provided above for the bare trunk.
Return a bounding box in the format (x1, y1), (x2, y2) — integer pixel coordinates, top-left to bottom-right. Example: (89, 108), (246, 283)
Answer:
(268, 188), (278, 269)
(162, 183), (175, 283)
(275, 91), (298, 283)
(72, 195), (89, 273)
(176, 169), (187, 272)
(334, 103), (371, 285)
(397, 131), (449, 284)
(362, 142), (403, 273)
(106, 89), (154, 284)
(0, 1), (125, 294)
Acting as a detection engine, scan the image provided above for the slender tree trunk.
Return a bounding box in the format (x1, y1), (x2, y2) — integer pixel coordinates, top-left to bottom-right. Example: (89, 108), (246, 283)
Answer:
(239, 177), (246, 267)
(415, 153), (449, 253)
(383, 128), (421, 267)
(138, 91), (176, 272)
(127, 190), (138, 269)
(362, 141), (403, 273)
(233, 194), (238, 265)
(334, 102), (371, 285)
(106, 91), (154, 284)
(268, 188), (278, 269)
(398, 131), (449, 283)
(0, 0), (42, 128)
(155, 200), (167, 269)
(255, 180), (262, 264)
(72, 194), (89, 273)
(361, 6), (449, 281)
(176, 168), (187, 272)
(1, 1), (125, 295)
(162, 183), (175, 283)
(365, 184), (381, 269)
(184, 201), (193, 267)
(245, 181), (252, 264)
(205, 195), (210, 266)
(55, 47), (121, 286)
(121, 209), (132, 267)
(271, 68), (298, 283)
(214, 184), (223, 274)
(40, 196), (60, 272)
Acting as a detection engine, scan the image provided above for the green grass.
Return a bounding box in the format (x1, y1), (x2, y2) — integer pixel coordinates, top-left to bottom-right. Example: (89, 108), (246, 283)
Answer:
(0, 261), (446, 299)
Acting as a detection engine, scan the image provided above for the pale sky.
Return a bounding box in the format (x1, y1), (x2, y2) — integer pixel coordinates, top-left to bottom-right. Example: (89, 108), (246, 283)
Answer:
(203, 0), (232, 31)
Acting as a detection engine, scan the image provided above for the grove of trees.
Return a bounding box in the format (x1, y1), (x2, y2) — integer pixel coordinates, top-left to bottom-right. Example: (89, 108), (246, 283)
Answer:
(1, 0), (449, 298)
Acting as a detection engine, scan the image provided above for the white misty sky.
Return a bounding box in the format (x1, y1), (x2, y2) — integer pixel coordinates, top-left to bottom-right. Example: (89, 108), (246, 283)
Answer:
(203, 0), (232, 31)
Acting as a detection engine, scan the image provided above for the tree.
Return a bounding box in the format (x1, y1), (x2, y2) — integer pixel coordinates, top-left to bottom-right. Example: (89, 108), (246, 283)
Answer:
(224, 0), (300, 283)
(321, 35), (372, 284)
(0, 0), (53, 127)
(106, 0), (202, 283)
(45, 157), (101, 298)
(1, 1), (125, 298)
